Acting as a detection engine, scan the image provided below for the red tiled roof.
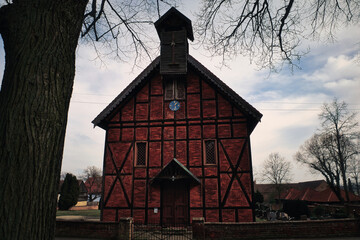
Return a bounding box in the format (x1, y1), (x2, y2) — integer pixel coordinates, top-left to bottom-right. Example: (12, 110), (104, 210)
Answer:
(282, 186), (360, 203)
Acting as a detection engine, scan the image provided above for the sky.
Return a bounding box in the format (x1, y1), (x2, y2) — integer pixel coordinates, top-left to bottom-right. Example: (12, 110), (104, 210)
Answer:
(0, 1), (359, 183)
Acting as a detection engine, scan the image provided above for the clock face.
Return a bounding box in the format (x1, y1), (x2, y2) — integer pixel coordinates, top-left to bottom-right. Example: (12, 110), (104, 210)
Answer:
(169, 100), (180, 111)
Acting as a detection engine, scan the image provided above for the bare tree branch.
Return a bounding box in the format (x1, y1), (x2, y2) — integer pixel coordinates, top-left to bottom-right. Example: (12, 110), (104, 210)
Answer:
(261, 152), (292, 200)
(80, 0), (178, 65)
(196, 0), (360, 70)
(296, 98), (360, 203)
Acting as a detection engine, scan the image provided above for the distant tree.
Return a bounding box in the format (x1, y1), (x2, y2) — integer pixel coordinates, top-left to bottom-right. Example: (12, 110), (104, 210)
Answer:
(296, 99), (360, 203)
(348, 156), (360, 195)
(296, 133), (343, 202)
(261, 152), (292, 201)
(82, 166), (102, 202)
(196, 0), (360, 69)
(58, 173), (79, 210)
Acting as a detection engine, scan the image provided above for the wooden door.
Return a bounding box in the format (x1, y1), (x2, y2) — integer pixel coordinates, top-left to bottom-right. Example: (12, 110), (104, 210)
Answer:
(162, 182), (189, 226)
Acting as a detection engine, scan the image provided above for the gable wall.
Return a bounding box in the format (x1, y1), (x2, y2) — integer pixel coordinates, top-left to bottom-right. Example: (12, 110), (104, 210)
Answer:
(101, 69), (254, 224)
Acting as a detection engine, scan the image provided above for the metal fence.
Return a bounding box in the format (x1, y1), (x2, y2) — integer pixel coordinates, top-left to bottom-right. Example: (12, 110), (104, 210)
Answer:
(132, 223), (192, 240)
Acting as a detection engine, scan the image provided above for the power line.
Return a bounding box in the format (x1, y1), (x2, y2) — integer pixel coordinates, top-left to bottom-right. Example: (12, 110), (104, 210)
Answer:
(73, 92), (116, 97)
(70, 101), (360, 112)
(253, 101), (360, 106)
(259, 109), (360, 111)
(71, 101), (109, 104)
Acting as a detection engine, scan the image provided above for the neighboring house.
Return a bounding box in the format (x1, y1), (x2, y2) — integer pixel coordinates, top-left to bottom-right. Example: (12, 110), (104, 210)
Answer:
(84, 177), (102, 202)
(255, 180), (360, 206)
(92, 8), (262, 225)
(281, 181), (360, 204)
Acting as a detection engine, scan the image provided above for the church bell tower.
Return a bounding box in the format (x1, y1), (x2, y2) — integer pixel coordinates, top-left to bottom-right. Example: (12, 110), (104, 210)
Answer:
(154, 7), (194, 75)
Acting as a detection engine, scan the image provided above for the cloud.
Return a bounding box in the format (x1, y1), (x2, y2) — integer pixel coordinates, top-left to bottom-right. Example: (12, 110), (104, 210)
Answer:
(249, 45), (360, 182)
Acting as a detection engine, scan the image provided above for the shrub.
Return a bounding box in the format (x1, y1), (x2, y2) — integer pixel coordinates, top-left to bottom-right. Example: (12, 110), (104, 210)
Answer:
(283, 200), (309, 219)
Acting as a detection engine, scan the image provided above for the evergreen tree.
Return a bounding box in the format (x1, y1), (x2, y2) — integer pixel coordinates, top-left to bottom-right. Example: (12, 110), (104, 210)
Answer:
(58, 173), (79, 210)
(254, 190), (264, 205)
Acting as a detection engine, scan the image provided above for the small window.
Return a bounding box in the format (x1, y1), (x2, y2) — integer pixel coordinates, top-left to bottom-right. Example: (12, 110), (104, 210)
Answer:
(164, 78), (185, 100)
(136, 142), (147, 166)
(204, 140), (217, 165)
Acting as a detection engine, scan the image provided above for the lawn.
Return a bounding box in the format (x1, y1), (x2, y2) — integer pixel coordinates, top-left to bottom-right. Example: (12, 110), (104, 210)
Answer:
(56, 209), (100, 218)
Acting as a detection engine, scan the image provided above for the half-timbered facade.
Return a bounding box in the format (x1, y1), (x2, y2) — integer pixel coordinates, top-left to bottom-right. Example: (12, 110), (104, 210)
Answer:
(92, 8), (262, 225)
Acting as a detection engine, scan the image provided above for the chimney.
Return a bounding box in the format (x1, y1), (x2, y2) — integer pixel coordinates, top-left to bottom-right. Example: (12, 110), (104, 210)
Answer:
(154, 7), (194, 75)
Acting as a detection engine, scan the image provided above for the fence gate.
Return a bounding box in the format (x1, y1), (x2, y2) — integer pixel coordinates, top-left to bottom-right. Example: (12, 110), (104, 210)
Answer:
(132, 223), (192, 240)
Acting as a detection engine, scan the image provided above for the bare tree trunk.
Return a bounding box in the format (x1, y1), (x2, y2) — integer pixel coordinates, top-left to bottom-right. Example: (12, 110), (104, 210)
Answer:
(356, 177), (360, 196)
(336, 132), (350, 202)
(341, 169), (350, 202)
(0, 0), (87, 239)
(333, 180), (344, 204)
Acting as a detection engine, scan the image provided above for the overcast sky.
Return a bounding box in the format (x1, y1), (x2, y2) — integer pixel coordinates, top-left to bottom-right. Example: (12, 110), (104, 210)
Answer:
(0, 1), (359, 183)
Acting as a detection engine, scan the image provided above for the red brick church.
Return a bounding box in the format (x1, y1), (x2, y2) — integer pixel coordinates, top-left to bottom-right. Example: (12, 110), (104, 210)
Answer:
(92, 7), (262, 225)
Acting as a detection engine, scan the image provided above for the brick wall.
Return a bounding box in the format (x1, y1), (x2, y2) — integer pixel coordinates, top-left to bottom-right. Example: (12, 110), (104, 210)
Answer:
(56, 218), (132, 240)
(193, 218), (360, 240)
(57, 218), (360, 239)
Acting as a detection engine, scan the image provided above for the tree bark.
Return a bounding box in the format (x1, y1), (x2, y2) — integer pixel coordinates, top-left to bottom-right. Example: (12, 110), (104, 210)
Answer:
(0, 0), (87, 239)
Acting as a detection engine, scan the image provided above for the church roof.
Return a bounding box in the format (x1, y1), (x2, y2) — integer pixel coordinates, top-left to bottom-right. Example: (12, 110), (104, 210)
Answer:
(92, 55), (262, 130)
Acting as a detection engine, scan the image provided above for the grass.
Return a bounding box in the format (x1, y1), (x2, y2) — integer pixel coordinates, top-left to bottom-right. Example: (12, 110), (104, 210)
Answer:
(255, 217), (267, 222)
(56, 209), (100, 218)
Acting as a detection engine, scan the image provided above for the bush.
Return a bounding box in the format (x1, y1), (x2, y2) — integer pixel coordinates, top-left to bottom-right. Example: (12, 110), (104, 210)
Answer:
(332, 208), (348, 219)
(313, 205), (325, 218)
(58, 173), (79, 210)
(283, 200), (309, 220)
(254, 190), (264, 206)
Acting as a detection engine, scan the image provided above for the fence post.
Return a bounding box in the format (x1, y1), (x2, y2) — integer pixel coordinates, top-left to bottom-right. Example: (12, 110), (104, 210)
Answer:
(118, 217), (133, 240)
(192, 217), (205, 240)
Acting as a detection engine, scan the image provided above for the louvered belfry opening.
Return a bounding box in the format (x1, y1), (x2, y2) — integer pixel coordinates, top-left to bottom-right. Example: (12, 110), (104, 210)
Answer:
(160, 30), (187, 74)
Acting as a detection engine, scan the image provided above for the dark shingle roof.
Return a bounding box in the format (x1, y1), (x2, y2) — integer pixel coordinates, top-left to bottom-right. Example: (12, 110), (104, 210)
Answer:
(150, 158), (200, 185)
(92, 57), (160, 129)
(92, 55), (262, 130)
(154, 7), (194, 41)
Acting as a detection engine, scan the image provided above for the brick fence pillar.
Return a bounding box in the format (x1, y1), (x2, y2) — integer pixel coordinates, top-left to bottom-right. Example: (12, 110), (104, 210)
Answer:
(192, 217), (205, 240)
(118, 217), (133, 240)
